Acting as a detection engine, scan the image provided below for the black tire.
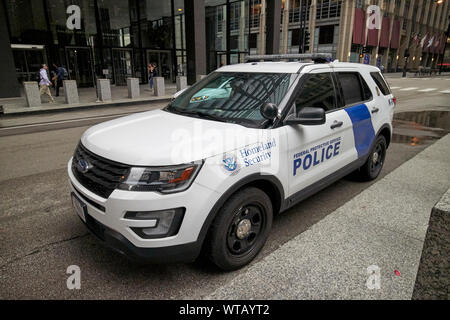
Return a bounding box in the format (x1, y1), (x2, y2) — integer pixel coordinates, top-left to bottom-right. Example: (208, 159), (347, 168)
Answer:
(358, 135), (387, 181)
(206, 187), (273, 271)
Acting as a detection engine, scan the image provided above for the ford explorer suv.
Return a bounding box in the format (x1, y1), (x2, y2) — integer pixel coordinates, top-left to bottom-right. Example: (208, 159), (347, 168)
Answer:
(69, 54), (395, 271)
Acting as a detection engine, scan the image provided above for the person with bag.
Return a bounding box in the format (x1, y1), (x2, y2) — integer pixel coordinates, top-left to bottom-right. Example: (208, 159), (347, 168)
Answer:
(52, 63), (66, 97)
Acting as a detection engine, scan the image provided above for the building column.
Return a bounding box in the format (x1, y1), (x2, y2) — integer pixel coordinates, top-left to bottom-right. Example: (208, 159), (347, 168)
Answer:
(221, 6), (227, 60)
(265, 0), (282, 54)
(308, 0), (317, 54)
(0, 3), (20, 98)
(239, 0), (246, 55)
(437, 0), (449, 66)
(281, 0), (290, 54)
(185, 0), (207, 84)
(401, 0), (415, 70)
(371, 0), (388, 67)
(409, 0), (421, 70)
(258, 0), (267, 55)
(337, 0), (355, 62)
(411, 0), (428, 69)
(387, 11), (396, 71)
(379, 0), (390, 69)
(403, 0), (413, 69)
(438, 0), (448, 31)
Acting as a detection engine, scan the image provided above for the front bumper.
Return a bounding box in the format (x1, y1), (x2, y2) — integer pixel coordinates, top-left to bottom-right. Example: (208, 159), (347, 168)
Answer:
(68, 158), (220, 262)
(80, 207), (202, 263)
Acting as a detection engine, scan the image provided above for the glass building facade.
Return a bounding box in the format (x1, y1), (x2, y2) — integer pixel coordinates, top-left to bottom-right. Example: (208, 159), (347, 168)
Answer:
(3, 0), (250, 88)
(2, 0), (448, 97)
(205, 0), (249, 71)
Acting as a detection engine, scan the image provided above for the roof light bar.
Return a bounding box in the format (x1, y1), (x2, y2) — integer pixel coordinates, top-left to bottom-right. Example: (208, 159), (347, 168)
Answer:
(244, 53), (332, 63)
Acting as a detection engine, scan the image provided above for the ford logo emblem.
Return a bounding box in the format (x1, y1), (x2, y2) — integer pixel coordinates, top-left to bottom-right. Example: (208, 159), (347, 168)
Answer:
(77, 158), (92, 173)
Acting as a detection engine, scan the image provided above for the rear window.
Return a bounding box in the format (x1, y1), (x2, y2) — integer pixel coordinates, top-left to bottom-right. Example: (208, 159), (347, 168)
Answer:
(337, 72), (371, 106)
(370, 72), (391, 95)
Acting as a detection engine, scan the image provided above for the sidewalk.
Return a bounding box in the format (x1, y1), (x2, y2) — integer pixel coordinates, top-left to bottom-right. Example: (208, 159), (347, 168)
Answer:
(207, 134), (450, 299)
(0, 83), (176, 116)
(383, 71), (450, 78)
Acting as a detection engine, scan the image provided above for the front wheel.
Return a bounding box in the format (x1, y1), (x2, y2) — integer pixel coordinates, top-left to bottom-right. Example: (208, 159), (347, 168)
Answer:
(357, 135), (387, 181)
(206, 187), (273, 271)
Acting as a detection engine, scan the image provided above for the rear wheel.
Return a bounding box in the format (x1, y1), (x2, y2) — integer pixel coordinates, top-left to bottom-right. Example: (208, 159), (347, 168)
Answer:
(357, 135), (387, 181)
(206, 187), (273, 271)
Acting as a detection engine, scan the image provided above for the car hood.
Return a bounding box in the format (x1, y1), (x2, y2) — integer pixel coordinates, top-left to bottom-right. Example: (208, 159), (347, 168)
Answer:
(81, 109), (263, 166)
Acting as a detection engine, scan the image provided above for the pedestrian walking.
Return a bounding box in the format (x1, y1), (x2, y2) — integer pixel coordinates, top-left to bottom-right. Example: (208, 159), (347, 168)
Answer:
(39, 64), (54, 103)
(152, 63), (158, 77)
(52, 63), (66, 97)
(148, 63), (155, 90)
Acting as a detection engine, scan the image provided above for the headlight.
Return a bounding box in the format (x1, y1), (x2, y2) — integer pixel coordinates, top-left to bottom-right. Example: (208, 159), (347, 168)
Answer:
(118, 161), (203, 193)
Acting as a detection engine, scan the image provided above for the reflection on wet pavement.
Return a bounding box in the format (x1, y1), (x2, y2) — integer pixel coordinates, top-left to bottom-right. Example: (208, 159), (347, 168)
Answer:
(392, 111), (450, 146)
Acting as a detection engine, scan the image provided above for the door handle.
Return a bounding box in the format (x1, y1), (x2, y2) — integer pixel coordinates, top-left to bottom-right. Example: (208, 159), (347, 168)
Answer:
(330, 121), (343, 129)
(371, 107), (379, 114)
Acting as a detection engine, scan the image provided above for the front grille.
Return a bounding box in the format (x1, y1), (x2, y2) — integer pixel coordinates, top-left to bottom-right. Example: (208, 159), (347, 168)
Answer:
(72, 183), (105, 212)
(85, 213), (106, 241)
(72, 143), (130, 198)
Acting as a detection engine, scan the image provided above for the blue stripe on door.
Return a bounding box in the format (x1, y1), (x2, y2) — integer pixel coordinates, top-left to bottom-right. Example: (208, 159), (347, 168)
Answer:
(344, 104), (375, 158)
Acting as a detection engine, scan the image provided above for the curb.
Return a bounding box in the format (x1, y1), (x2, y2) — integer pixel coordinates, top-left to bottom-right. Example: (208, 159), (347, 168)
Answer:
(412, 188), (450, 300)
(0, 112), (139, 137)
(0, 96), (172, 117)
(383, 73), (450, 79)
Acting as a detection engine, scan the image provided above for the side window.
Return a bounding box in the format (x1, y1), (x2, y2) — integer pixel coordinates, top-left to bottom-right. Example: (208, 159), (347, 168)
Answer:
(295, 73), (337, 112)
(337, 72), (368, 105)
(360, 75), (373, 101)
(370, 72), (391, 95)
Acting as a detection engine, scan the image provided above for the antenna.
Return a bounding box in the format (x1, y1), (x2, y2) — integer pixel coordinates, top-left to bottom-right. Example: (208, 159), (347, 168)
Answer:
(244, 53), (332, 63)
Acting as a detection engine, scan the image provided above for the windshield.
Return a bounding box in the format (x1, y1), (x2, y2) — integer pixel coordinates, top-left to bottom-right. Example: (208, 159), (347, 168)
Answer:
(166, 72), (297, 126)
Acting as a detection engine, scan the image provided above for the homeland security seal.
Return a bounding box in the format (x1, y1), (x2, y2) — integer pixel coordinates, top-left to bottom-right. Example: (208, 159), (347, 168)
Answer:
(222, 153), (241, 176)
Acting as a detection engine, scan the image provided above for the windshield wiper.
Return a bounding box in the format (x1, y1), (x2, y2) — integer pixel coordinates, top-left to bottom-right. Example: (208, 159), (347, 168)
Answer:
(170, 107), (227, 123)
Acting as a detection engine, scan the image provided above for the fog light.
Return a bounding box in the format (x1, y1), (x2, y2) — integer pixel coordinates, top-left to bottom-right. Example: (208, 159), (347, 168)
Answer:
(125, 208), (185, 239)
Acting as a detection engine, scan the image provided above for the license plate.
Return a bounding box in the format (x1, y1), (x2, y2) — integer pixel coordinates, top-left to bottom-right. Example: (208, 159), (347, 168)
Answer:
(71, 193), (86, 223)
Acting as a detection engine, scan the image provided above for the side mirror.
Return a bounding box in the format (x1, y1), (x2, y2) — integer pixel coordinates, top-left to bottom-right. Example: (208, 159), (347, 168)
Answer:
(173, 87), (188, 99)
(284, 107), (326, 125)
(260, 102), (279, 120)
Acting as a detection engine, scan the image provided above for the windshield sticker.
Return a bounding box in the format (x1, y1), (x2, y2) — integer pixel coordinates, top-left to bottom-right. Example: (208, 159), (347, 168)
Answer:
(293, 137), (341, 176)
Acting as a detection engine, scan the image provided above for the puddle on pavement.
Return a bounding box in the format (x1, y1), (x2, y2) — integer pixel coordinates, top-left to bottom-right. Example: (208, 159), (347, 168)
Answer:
(392, 110), (450, 146)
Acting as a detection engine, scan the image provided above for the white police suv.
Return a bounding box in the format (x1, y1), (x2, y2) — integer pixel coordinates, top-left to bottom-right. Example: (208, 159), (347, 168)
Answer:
(69, 54), (395, 270)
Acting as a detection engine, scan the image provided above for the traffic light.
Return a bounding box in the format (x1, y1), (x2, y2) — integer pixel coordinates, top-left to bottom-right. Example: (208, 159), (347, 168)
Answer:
(304, 31), (310, 49)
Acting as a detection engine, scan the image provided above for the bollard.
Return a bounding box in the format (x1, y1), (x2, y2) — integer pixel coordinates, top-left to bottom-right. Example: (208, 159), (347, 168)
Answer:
(23, 82), (41, 108)
(96, 79), (111, 101)
(153, 77), (165, 96)
(176, 76), (187, 92)
(63, 80), (79, 104)
(127, 77), (140, 99)
(196, 75), (207, 82)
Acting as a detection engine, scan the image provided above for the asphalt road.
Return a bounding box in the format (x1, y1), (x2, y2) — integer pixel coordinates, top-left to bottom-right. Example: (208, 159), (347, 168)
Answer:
(0, 76), (449, 299)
